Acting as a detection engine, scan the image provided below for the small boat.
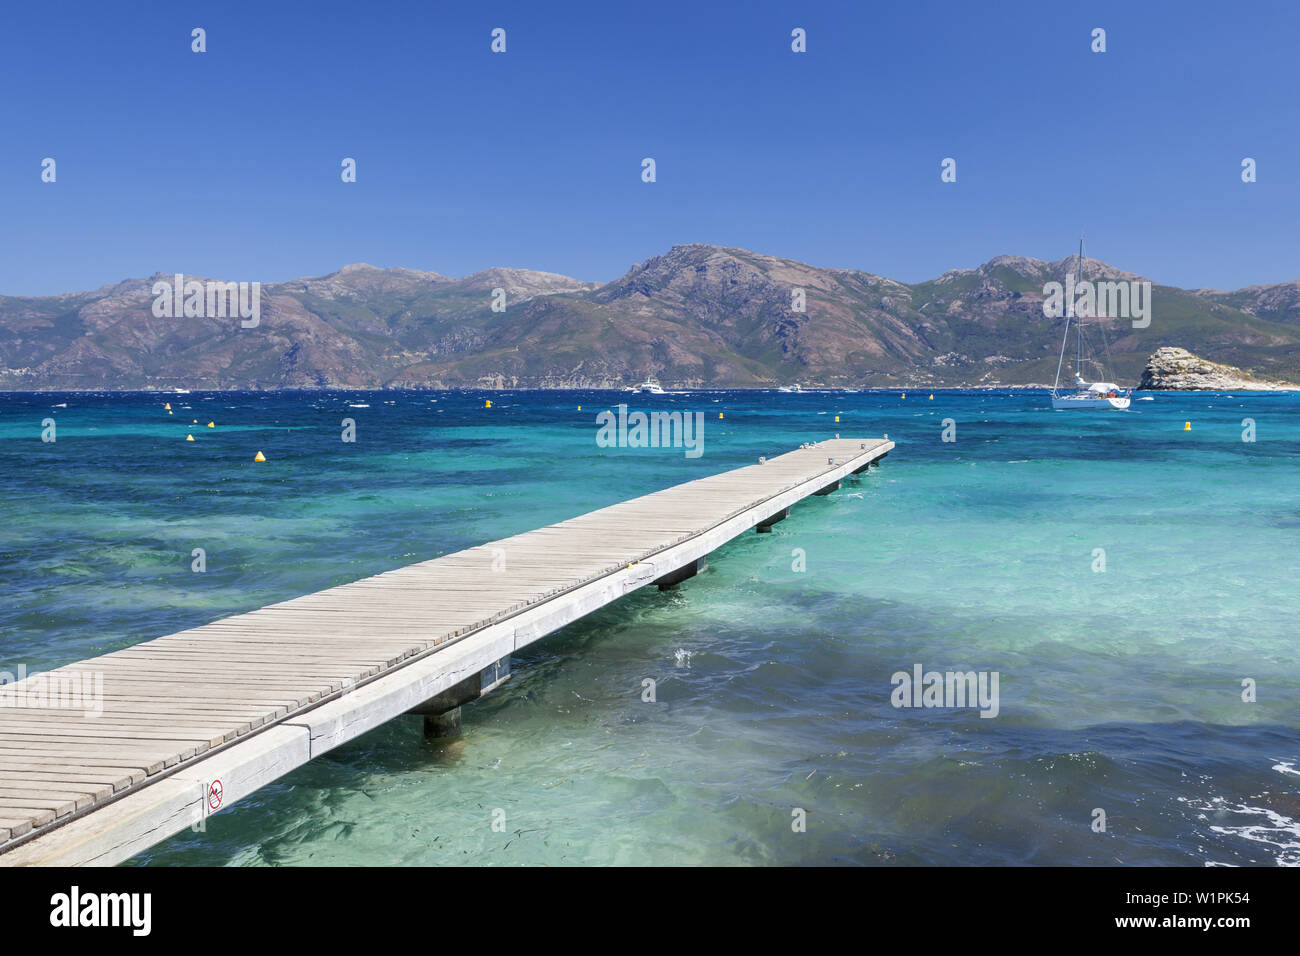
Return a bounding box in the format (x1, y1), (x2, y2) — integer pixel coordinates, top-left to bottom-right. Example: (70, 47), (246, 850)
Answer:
(173, 388), (191, 394)
(1051, 237), (1131, 410)
(778, 384), (803, 393)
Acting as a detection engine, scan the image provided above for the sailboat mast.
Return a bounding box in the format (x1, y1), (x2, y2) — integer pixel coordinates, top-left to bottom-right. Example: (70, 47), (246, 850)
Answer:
(1076, 237), (1084, 378)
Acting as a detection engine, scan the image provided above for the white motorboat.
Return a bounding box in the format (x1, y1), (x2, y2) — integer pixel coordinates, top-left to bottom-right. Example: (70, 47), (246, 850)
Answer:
(630, 378), (666, 395)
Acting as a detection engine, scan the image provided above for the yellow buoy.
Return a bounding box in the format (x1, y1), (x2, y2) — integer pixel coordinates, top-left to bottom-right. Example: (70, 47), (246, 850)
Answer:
(1184, 422), (1191, 431)
(901, 393), (906, 399)
(718, 412), (724, 419)
(929, 394), (934, 400)
(164, 402), (171, 410)
(577, 405), (582, 411)
(485, 399), (492, 408)
(185, 434), (194, 442)
(192, 419), (197, 423)
(254, 450), (266, 462)
(167, 410), (172, 415)
(834, 415), (840, 422)
(206, 422), (214, 428)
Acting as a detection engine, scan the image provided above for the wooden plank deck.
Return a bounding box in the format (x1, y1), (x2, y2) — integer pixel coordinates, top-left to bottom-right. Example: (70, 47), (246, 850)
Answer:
(0, 436), (892, 864)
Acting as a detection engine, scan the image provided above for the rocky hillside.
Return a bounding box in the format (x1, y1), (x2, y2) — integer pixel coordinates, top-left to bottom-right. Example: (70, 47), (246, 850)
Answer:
(3, 245), (1298, 389)
(1138, 347), (1298, 390)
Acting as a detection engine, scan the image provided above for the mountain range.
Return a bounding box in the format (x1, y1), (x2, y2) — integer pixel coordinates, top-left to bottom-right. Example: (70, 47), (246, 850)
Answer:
(3, 245), (1299, 390)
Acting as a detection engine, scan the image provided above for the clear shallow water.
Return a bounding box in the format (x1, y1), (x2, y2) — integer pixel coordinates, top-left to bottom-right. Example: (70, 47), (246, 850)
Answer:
(1, 388), (1297, 866)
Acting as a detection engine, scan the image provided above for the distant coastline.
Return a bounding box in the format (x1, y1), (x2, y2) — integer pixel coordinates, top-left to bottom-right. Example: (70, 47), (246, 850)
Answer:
(4, 245), (1299, 393)
(5, 382), (1295, 395)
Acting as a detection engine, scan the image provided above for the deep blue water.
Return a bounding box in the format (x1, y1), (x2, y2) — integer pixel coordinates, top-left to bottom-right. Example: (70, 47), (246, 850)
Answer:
(1, 388), (1297, 865)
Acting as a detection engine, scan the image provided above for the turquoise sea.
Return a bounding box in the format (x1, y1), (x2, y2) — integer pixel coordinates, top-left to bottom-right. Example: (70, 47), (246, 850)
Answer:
(1, 388), (1297, 866)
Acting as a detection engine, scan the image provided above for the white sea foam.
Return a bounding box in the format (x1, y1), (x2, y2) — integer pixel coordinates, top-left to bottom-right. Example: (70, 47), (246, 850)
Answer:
(1181, 766), (1300, 866)
(1208, 804), (1300, 867)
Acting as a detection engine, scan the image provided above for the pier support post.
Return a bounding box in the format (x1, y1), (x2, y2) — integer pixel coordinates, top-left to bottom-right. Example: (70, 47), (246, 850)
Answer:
(813, 479), (841, 496)
(756, 507), (790, 533)
(423, 707), (462, 739)
(654, 557), (707, 590)
(407, 655), (511, 739)
(853, 450), (888, 474)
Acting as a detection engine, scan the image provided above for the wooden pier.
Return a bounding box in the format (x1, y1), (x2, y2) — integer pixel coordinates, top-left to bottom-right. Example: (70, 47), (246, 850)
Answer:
(0, 436), (892, 865)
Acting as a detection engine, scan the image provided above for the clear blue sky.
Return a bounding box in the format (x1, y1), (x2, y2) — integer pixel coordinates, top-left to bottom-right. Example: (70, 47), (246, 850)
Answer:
(1, 0), (1294, 295)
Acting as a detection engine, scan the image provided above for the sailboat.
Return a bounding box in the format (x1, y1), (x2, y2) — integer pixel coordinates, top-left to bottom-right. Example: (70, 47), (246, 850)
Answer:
(1051, 238), (1131, 410)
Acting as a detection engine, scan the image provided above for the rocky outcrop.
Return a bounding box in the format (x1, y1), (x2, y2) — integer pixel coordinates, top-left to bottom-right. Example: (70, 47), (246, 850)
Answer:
(1138, 347), (1297, 390)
